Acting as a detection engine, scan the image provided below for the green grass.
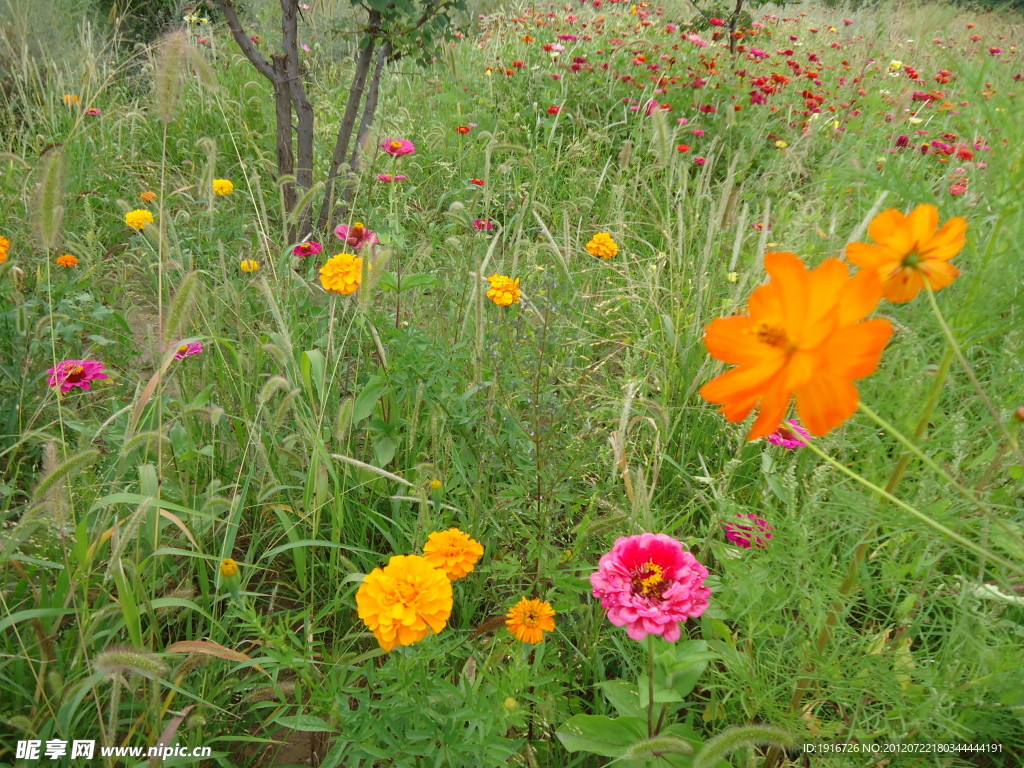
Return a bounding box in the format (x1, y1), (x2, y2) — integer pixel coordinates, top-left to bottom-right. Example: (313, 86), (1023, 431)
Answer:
(1, 0), (1023, 765)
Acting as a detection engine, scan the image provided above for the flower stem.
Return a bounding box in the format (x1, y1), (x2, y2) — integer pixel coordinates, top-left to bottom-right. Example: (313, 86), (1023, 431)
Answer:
(800, 439), (1023, 577)
(924, 283), (1023, 464)
(647, 635), (656, 737)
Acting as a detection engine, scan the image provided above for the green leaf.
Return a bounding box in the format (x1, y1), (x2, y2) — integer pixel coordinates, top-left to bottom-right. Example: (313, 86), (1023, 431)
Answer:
(372, 435), (398, 467)
(397, 273), (440, 291)
(301, 349), (327, 401)
(556, 715), (647, 758)
(598, 680), (645, 718)
(353, 374), (388, 423)
(273, 714), (338, 733)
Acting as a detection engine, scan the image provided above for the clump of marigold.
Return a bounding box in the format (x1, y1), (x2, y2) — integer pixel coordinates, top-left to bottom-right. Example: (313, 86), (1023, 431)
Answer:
(319, 252), (364, 295)
(56, 254), (78, 268)
(423, 528), (484, 580)
(506, 597), (556, 643)
(125, 209), (154, 230)
(213, 178), (234, 196)
(586, 232), (619, 259)
(356, 554), (453, 652)
(0, 235), (10, 264)
(845, 203), (966, 303)
(239, 259), (259, 272)
(486, 274), (521, 306)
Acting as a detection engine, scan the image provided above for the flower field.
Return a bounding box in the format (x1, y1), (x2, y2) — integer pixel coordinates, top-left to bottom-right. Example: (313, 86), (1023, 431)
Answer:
(1, 0), (1023, 765)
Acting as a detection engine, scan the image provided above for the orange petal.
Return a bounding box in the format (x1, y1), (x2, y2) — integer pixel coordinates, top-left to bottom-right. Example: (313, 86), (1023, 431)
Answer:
(801, 259), (848, 345)
(906, 204), (939, 250)
(883, 267), (923, 303)
(846, 241), (894, 271)
(921, 260), (959, 291)
(868, 209), (913, 255)
(704, 316), (774, 366)
(920, 216), (966, 261)
(794, 375), (859, 436)
(747, 374), (792, 441)
(747, 280), (784, 321)
(700, 356), (787, 408)
(764, 251), (809, 334)
(838, 268), (884, 325)
(820, 319), (893, 380)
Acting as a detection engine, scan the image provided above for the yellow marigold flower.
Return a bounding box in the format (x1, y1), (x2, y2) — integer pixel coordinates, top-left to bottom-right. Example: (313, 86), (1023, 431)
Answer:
(586, 232), (619, 259)
(356, 554), (453, 652)
(220, 558), (240, 579)
(141, 191), (157, 203)
(505, 597), (556, 643)
(239, 259), (259, 273)
(423, 528), (484, 580)
(213, 178), (234, 196)
(486, 273), (521, 306)
(0, 236), (9, 251)
(429, 479), (443, 490)
(0, 251), (8, 266)
(56, 254), (78, 268)
(775, 140), (788, 149)
(320, 252), (364, 295)
(125, 209), (154, 230)
(63, 93), (80, 105)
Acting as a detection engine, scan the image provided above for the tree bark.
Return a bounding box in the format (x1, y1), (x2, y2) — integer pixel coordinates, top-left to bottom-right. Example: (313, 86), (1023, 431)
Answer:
(281, 0), (314, 236)
(271, 55), (297, 240)
(728, 0), (744, 54)
(317, 11), (380, 231)
(340, 41), (391, 208)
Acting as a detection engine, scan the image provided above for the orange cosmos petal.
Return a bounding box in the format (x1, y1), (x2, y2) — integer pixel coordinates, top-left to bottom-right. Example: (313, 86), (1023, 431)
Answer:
(845, 241), (893, 271)
(764, 251), (810, 333)
(820, 319), (893, 380)
(883, 267), (924, 303)
(838, 268), (884, 325)
(868, 209), (913, 254)
(747, 373), (792, 440)
(794, 375), (859, 436)
(920, 260), (960, 290)
(704, 316), (772, 365)
(919, 216), (967, 261)
(905, 204), (939, 249)
(700, 356), (788, 410)
(747, 280), (785, 320)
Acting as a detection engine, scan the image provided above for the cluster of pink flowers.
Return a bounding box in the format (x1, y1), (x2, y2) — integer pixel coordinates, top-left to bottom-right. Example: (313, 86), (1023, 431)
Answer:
(723, 514), (774, 550)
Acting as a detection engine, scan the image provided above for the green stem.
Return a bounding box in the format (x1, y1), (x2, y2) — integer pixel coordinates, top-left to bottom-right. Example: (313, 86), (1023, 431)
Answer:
(924, 283), (1023, 464)
(800, 440), (1023, 577)
(647, 635), (656, 737)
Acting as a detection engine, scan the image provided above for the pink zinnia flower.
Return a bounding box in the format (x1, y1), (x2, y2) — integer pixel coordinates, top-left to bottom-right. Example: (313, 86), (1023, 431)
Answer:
(381, 138), (415, 156)
(377, 174), (407, 182)
(174, 341), (204, 360)
(84, 108), (101, 116)
(473, 219), (495, 230)
(766, 419), (811, 448)
(293, 240), (323, 258)
(47, 359), (109, 393)
(590, 533), (711, 642)
(334, 223), (379, 249)
(723, 513), (773, 549)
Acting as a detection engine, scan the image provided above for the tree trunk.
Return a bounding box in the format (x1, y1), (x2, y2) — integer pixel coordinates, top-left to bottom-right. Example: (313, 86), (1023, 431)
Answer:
(281, 0), (314, 236)
(317, 12), (380, 231)
(272, 55), (298, 241)
(728, 0), (744, 54)
(340, 41), (391, 209)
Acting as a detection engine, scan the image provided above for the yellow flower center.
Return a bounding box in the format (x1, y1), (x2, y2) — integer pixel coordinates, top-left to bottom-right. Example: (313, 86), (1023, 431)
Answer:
(178, 345), (189, 354)
(390, 141), (403, 150)
(632, 561), (667, 598)
(68, 365), (85, 378)
(753, 321), (791, 350)
(520, 607), (540, 626)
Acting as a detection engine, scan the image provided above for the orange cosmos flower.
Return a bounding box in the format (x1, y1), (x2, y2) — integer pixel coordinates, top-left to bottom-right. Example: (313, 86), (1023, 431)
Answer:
(845, 204), (966, 303)
(700, 252), (893, 440)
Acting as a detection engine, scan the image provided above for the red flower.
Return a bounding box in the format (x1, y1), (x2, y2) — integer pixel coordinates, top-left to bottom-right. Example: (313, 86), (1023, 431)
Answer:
(456, 125), (471, 135)
(547, 105), (561, 114)
(469, 178), (485, 186)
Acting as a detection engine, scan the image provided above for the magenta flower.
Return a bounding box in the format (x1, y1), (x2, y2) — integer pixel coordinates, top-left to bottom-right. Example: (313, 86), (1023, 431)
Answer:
(590, 533), (711, 642)
(377, 174), (408, 183)
(766, 419), (810, 449)
(723, 513), (773, 549)
(174, 341), (204, 360)
(47, 359), (109, 393)
(293, 240), (323, 258)
(334, 222), (379, 249)
(84, 108), (101, 116)
(381, 138), (416, 156)
(473, 219), (495, 230)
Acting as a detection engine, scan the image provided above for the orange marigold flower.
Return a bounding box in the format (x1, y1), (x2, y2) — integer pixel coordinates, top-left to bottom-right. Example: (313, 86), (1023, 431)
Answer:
(423, 528), (484, 580)
(846, 204), (965, 303)
(506, 597), (556, 643)
(319, 252), (363, 295)
(486, 274), (521, 306)
(586, 232), (619, 259)
(699, 252), (893, 440)
(356, 554), (453, 652)
(141, 191), (157, 203)
(56, 254), (78, 268)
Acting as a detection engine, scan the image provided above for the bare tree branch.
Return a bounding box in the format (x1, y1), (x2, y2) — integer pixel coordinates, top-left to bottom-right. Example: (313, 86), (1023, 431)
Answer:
(216, 0), (277, 82)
